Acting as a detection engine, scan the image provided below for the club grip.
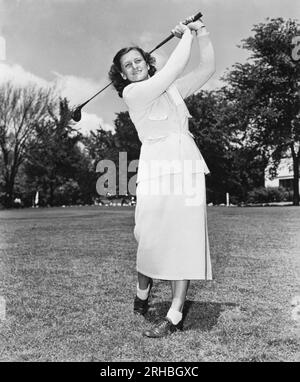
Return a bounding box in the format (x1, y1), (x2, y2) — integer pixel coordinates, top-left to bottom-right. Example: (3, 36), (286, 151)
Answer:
(149, 11), (204, 54)
(193, 12), (203, 21)
(182, 11), (203, 25)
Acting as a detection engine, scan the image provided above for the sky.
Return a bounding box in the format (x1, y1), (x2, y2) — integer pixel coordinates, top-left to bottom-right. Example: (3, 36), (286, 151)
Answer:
(0, 0), (299, 135)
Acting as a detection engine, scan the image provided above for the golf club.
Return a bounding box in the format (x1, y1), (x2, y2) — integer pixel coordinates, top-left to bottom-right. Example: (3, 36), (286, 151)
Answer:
(71, 11), (203, 122)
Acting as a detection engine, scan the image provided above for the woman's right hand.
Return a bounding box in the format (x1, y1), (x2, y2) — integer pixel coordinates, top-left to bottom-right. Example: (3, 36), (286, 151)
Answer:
(186, 19), (206, 32)
(171, 22), (191, 39)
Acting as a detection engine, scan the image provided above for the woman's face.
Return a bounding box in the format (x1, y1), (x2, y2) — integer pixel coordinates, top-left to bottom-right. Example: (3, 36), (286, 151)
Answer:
(120, 49), (149, 83)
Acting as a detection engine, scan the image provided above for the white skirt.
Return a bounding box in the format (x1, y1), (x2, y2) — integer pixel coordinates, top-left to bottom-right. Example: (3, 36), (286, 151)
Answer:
(134, 171), (212, 280)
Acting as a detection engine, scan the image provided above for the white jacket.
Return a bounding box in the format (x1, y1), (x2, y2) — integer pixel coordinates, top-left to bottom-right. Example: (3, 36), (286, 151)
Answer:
(123, 29), (214, 183)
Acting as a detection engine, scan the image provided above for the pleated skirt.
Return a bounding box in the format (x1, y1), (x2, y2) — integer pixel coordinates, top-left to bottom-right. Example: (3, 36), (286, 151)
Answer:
(134, 171), (212, 280)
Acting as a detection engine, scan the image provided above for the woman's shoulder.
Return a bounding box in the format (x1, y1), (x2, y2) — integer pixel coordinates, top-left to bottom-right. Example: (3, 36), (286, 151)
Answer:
(122, 82), (137, 99)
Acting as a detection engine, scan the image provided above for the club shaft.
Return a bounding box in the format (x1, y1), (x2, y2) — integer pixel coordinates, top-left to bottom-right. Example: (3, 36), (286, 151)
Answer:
(76, 11), (202, 110)
(149, 11), (203, 54)
(80, 81), (113, 107)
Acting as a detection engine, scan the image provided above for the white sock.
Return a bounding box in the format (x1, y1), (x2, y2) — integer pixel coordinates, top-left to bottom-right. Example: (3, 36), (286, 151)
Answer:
(167, 308), (183, 325)
(136, 283), (150, 300)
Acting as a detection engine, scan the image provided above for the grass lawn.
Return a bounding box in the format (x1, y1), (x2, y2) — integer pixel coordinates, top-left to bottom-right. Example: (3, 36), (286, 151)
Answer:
(0, 205), (299, 362)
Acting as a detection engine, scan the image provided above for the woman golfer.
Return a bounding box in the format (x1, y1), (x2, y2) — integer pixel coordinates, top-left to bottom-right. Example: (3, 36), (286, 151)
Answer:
(109, 18), (215, 338)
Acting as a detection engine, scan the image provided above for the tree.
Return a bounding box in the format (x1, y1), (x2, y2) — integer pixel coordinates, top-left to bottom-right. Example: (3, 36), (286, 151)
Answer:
(223, 17), (300, 205)
(83, 127), (118, 167)
(81, 127), (118, 201)
(113, 111), (141, 162)
(23, 98), (86, 206)
(186, 90), (234, 203)
(0, 82), (55, 207)
(186, 89), (266, 204)
(83, 111), (141, 199)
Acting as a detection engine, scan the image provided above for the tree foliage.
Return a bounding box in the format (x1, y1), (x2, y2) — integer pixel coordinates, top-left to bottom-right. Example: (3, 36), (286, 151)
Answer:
(186, 89), (268, 203)
(22, 98), (90, 206)
(0, 82), (55, 207)
(223, 17), (300, 205)
(83, 112), (141, 198)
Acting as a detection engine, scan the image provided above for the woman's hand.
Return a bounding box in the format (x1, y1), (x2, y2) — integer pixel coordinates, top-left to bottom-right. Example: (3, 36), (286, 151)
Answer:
(171, 22), (191, 39)
(187, 19), (206, 31)
(187, 19), (208, 36)
(172, 19), (207, 39)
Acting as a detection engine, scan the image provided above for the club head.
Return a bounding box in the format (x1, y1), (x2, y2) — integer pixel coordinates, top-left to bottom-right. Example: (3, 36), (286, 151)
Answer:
(72, 107), (82, 122)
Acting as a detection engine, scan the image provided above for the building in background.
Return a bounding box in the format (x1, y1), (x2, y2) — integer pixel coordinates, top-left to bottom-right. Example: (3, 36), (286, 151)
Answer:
(264, 157), (299, 190)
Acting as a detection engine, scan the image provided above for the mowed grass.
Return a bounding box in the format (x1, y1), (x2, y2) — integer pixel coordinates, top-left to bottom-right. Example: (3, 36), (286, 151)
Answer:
(0, 205), (299, 362)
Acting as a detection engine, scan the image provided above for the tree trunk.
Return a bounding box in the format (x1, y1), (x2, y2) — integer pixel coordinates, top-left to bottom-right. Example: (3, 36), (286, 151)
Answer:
(4, 179), (15, 208)
(49, 183), (54, 207)
(291, 145), (299, 206)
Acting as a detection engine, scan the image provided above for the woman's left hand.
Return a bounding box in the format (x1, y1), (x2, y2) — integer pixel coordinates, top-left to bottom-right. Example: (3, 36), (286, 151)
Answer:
(186, 19), (206, 32)
(171, 22), (190, 39)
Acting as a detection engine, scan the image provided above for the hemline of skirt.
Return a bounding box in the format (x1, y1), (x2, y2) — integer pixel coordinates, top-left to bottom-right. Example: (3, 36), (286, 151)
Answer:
(136, 268), (213, 281)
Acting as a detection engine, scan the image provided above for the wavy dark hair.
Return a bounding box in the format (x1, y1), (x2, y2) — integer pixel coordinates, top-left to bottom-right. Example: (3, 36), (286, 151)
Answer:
(108, 47), (157, 98)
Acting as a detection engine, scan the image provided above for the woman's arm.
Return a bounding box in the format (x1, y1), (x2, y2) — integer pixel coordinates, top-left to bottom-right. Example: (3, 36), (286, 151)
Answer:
(123, 27), (193, 109)
(175, 26), (215, 99)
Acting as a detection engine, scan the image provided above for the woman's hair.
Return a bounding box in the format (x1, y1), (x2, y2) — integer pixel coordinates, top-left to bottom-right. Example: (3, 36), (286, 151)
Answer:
(108, 47), (157, 98)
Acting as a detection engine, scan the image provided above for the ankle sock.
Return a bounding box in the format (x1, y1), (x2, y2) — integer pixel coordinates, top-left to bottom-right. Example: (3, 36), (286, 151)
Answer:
(166, 308), (183, 325)
(136, 283), (150, 300)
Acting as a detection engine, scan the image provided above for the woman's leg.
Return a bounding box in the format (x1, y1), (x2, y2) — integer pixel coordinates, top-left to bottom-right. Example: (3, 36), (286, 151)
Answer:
(166, 280), (190, 325)
(138, 272), (152, 290)
(134, 272), (153, 316)
(143, 280), (190, 338)
(171, 280), (175, 299)
(169, 280), (190, 312)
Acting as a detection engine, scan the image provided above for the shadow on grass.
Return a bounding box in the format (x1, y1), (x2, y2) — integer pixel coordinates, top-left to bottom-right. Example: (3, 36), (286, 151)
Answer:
(146, 300), (238, 331)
